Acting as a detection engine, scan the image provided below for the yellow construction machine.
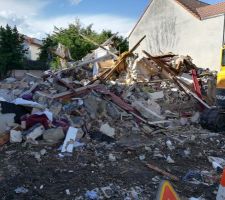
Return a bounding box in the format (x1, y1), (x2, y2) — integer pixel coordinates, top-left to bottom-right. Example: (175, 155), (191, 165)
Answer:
(217, 47), (225, 94)
(200, 46), (225, 132)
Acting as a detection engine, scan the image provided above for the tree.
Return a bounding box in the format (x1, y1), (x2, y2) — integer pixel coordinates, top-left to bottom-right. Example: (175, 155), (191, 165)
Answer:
(52, 20), (97, 60)
(0, 25), (26, 78)
(98, 30), (128, 53)
(39, 34), (57, 62)
(39, 19), (128, 68)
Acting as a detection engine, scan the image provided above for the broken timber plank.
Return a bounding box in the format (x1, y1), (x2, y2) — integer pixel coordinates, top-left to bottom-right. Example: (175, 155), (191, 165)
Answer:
(51, 73), (76, 92)
(143, 51), (211, 109)
(80, 33), (118, 59)
(54, 54), (113, 76)
(146, 163), (180, 181)
(35, 83), (100, 100)
(143, 50), (191, 96)
(103, 35), (146, 81)
(0, 132), (9, 146)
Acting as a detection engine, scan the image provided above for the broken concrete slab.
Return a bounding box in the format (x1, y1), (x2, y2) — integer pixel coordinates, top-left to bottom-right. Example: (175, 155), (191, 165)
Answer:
(70, 116), (84, 128)
(0, 113), (16, 133)
(89, 131), (116, 143)
(12, 98), (45, 109)
(0, 89), (14, 101)
(4, 77), (17, 83)
(84, 94), (107, 119)
(132, 100), (164, 121)
(108, 153), (116, 162)
(118, 134), (152, 148)
(100, 123), (115, 138)
(24, 124), (45, 144)
(14, 187), (29, 194)
(191, 112), (200, 123)
(10, 129), (22, 143)
(61, 127), (78, 153)
(148, 91), (164, 100)
(106, 103), (121, 119)
(43, 127), (65, 144)
(54, 83), (68, 93)
(49, 101), (63, 116)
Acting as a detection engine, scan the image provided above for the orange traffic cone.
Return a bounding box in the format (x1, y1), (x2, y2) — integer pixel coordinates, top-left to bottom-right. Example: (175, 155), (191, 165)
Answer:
(156, 180), (180, 200)
(217, 168), (225, 200)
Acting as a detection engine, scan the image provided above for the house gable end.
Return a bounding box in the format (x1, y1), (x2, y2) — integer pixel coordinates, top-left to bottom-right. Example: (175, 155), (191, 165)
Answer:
(128, 0), (153, 38)
(128, 0), (212, 38)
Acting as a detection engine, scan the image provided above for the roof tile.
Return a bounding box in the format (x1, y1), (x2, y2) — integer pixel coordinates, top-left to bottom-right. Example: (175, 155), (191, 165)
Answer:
(174, 0), (209, 18)
(197, 1), (225, 19)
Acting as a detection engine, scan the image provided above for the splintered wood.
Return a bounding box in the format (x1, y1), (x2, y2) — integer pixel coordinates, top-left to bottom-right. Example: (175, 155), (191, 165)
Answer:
(146, 163), (179, 181)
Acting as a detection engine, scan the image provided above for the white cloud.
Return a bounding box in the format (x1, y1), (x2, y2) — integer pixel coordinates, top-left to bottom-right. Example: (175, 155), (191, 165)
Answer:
(0, 0), (49, 16)
(69, 0), (83, 5)
(0, 0), (135, 39)
(0, 11), (26, 27)
(0, 0), (50, 37)
(26, 14), (135, 38)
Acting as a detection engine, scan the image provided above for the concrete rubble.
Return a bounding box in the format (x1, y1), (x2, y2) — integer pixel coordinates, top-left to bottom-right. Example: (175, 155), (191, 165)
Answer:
(0, 40), (222, 199)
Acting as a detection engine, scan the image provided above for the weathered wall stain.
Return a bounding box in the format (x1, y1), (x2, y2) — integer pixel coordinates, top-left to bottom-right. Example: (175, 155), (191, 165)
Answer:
(129, 0), (224, 70)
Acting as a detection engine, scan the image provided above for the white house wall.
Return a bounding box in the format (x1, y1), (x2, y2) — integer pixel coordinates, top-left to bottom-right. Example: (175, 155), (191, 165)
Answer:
(28, 44), (41, 61)
(24, 43), (41, 61)
(129, 0), (224, 71)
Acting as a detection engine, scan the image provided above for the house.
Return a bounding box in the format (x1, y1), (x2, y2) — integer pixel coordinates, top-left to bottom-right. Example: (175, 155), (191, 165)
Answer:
(10, 36), (45, 79)
(128, 0), (225, 71)
(23, 36), (43, 61)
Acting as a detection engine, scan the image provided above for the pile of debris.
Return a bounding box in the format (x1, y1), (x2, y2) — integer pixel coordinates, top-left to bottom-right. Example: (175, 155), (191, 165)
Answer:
(0, 70), (199, 147)
(0, 35), (221, 200)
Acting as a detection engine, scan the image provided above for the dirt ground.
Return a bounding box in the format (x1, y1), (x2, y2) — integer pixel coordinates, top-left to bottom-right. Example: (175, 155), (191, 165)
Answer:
(0, 125), (223, 200)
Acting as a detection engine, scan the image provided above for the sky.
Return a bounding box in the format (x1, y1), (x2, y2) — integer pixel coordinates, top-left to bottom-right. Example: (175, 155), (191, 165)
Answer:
(0, 0), (223, 39)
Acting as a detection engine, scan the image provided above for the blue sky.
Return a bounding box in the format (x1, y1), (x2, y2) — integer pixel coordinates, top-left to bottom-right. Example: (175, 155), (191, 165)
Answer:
(0, 0), (223, 39)
(206, 0), (224, 3)
(46, 0), (149, 19)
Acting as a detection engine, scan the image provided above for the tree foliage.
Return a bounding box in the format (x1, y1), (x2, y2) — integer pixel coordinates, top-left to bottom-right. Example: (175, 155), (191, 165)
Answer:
(0, 24), (26, 78)
(39, 19), (128, 67)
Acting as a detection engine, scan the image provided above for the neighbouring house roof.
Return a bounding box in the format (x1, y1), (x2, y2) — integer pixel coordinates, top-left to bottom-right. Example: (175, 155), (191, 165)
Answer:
(197, 1), (225, 19)
(174, 0), (209, 18)
(128, 0), (225, 38)
(178, 0), (225, 19)
(24, 35), (43, 47)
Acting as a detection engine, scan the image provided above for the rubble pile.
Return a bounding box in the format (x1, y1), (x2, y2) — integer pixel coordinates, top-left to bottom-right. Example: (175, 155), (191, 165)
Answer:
(0, 38), (222, 199)
(0, 71), (199, 145)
